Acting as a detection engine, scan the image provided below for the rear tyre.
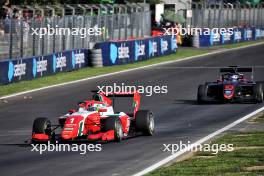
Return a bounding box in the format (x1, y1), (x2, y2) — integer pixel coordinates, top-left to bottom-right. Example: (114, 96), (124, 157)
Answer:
(105, 116), (123, 142)
(197, 85), (208, 104)
(135, 110), (155, 136)
(253, 83), (264, 103)
(32, 117), (52, 136)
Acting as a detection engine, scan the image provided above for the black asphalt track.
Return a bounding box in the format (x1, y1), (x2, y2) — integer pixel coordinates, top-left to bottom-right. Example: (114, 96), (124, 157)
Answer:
(0, 44), (264, 176)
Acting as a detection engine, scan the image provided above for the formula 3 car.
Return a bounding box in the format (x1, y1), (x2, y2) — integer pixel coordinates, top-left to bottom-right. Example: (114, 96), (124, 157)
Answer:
(32, 91), (154, 142)
(197, 66), (264, 104)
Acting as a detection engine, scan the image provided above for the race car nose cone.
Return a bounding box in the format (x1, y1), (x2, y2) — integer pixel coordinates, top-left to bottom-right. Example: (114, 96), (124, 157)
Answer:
(223, 85), (235, 99)
(61, 130), (74, 140)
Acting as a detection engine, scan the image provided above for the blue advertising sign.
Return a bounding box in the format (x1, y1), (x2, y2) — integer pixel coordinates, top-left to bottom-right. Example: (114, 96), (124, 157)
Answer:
(253, 28), (264, 40)
(243, 28), (253, 41)
(32, 55), (51, 78)
(197, 27), (263, 47)
(6, 58), (33, 83)
(232, 28), (243, 43)
(98, 35), (177, 66)
(210, 31), (221, 46)
(221, 31), (232, 44)
(0, 49), (88, 85)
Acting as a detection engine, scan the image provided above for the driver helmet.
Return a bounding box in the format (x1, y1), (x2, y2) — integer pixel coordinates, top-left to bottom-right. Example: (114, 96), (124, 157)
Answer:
(231, 74), (239, 82)
(78, 107), (86, 112)
(78, 103), (86, 112)
(87, 104), (101, 112)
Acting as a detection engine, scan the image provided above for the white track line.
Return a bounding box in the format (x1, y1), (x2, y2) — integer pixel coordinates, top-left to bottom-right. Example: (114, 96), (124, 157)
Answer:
(132, 106), (264, 176)
(1, 41), (264, 100)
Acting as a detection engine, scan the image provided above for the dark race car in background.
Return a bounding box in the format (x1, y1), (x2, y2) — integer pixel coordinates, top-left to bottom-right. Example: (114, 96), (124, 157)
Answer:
(197, 66), (264, 104)
(31, 91), (154, 143)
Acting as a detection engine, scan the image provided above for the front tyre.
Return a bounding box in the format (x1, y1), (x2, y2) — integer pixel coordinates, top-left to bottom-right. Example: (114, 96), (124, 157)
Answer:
(135, 110), (155, 136)
(32, 117), (52, 136)
(197, 84), (208, 104)
(105, 116), (123, 142)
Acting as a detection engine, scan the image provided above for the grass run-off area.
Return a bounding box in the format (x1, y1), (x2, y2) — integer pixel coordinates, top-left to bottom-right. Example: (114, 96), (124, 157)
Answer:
(147, 114), (264, 176)
(0, 40), (263, 97)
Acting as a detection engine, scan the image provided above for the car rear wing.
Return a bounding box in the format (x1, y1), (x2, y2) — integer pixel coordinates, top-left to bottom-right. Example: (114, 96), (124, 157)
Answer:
(100, 92), (137, 97)
(220, 66), (253, 73)
(91, 90), (141, 117)
(220, 66), (254, 80)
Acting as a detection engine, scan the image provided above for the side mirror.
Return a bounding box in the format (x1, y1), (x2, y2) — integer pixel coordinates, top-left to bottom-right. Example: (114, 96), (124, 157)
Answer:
(68, 109), (76, 114)
(99, 109), (107, 112)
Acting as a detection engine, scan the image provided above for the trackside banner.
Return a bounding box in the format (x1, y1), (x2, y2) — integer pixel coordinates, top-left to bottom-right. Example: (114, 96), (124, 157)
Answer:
(0, 49), (88, 84)
(96, 35), (177, 66)
(196, 27), (264, 47)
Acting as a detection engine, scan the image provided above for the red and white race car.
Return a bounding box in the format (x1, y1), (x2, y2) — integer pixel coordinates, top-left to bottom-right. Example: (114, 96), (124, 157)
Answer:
(32, 91), (155, 142)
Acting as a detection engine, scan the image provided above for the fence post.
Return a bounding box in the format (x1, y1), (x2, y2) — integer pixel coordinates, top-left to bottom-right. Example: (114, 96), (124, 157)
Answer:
(257, 4), (261, 27)
(241, 5), (246, 26)
(110, 14), (116, 40)
(125, 14), (128, 39)
(218, 3), (223, 28)
(117, 13), (121, 40)
(235, 1), (241, 27)
(41, 18), (44, 55)
(201, 4), (206, 28)
(225, 3), (230, 27)
(260, 2), (264, 28)
(32, 17), (36, 56)
(62, 16), (66, 50)
(246, 2), (252, 26)
(9, 17), (13, 60)
(52, 17), (56, 53)
(213, 3), (217, 28)
(208, 5), (211, 28)
(82, 15), (86, 48)
(20, 18), (23, 58)
(72, 15), (75, 49)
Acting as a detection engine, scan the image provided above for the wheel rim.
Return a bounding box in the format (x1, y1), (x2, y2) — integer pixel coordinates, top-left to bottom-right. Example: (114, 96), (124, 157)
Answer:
(116, 121), (123, 139)
(149, 116), (154, 133)
(44, 122), (51, 135)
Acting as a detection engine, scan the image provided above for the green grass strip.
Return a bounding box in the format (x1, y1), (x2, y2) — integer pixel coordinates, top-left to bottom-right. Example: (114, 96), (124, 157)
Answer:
(147, 130), (264, 176)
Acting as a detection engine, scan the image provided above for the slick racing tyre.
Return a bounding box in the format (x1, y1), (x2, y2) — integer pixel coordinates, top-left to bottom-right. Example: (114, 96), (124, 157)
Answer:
(105, 116), (123, 142)
(135, 110), (155, 136)
(253, 83), (264, 103)
(32, 117), (52, 136)
(197, 85), (208, 104)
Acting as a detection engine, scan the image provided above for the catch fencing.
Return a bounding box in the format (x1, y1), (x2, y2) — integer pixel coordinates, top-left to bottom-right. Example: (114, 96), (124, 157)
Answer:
(0, 11), (151, 60)
(191, 3), (264, 28)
